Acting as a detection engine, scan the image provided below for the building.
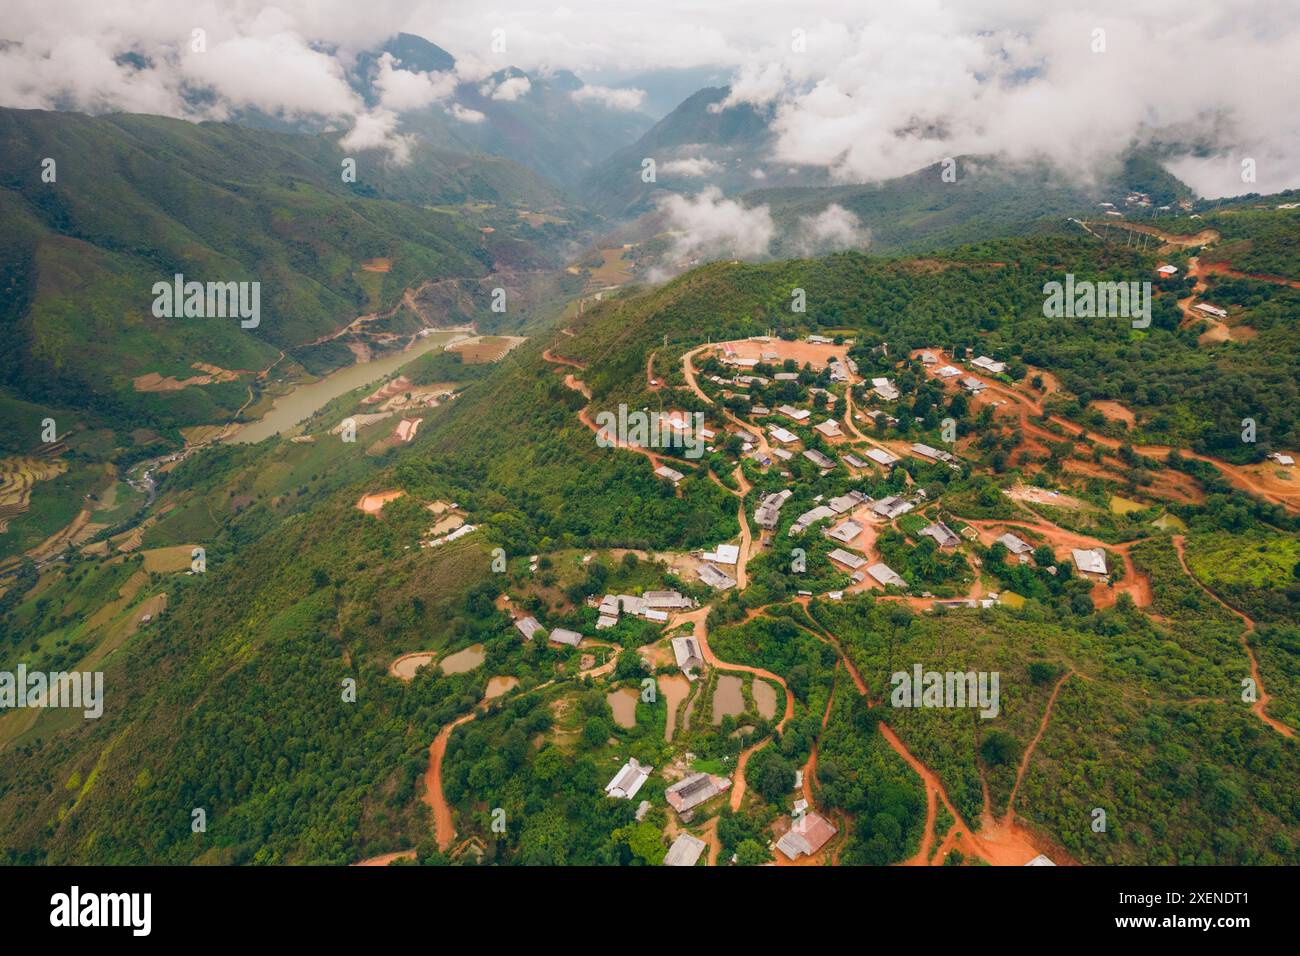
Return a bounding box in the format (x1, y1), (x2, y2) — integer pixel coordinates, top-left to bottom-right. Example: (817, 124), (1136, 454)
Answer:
(755, 490), (793, 529)
(910, 442), (955, 463)
(654, 465), (685, 486)
(701, 543), (740, 565)
(1268, 452), (1295, 466)
(842, 453), (869, 469)
(829, 547), (867, 570)
(934, 365), (961, 378)
(997, 532), (1034, 555)
(1195, 302), (1228, 318)
(515, 616), (544, 641)
(697, 563), (736, 590)
(871, 377), (900, 401)
(645, 590), (691, 610)
(1071, 547), (1108, 577)
(827, 490), (867, 513)
(549, 627), (583, 648)
(919, 351), (938, 365)
(779, 404), (811, 422)
(665, 773), (731, 815)
(919, 521), (960, 548)
(768, 424), (799, 445)
(664, 832), (708, 867)
(790, 505), (836, 535)
(866, 447), (899, 466)
(961, 376), (986, 394)
(776, 812), (838, 860)
(803, 449), (836, 469)
(814, 419), (843, 439)
(971, 355), (1006, 375)
(872, 496), (914, 519)
(604, 758), (652, 799)
(1025, 854), (1056, 866)
(828, 519), (863, 543)
(774, 372), (800, 382)
(1156, 264), (1178, 276)
(672, 635), (705, 672)
(867, 563), (907, 587)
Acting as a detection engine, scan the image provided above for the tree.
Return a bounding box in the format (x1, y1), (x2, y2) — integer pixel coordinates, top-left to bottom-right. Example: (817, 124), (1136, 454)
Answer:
(735, 839), (769, 865)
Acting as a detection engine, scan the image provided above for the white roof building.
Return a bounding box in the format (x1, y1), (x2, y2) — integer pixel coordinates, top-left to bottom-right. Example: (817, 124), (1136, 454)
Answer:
(803, 449), (836, 469)
(1195, 302), (1228, 318)
(935, 365), (961, 378)
(971, 355), (1006, 375)
(1071, 548), (1108, 576)
(814, 419), (843, 438)
(961, 376), (986, 393)
(701, 543), (740, 565)
(871, 377), (900, 401)
(867, 563), (907, 587)
(604, 758), (652, 800)
(768, 425), (799, 445)
(1156, 264), (1178, 276)
(1268, 452), (1295, 466)
(779, 405), (811, 421)
(867, 447), (899, 466)
(919, 522), (960, 548)
(655, 465), (685, 485)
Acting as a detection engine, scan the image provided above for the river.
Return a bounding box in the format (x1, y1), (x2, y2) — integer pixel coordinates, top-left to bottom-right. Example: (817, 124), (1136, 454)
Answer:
(227, 328), (470, 444)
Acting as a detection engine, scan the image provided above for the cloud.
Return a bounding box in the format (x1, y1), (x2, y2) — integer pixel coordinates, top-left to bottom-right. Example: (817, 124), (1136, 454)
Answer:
(341, 107), (415, 163)
(483, 75), (531, 101)
(660, 156), (722, 178)
(1, 1), (1298, 195)
(658, 187), (775, 260)
(373, 52), (456, 112)
(794, 204), (869, 255)
(570, 83), (646, 110)
(447, 102), (486, 123)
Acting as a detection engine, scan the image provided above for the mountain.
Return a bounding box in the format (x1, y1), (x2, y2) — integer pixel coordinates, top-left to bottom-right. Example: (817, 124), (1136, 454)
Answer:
(2, 215), (1297, 866)
(579, 86), (831, 218)
(0, 106), (589, 454)
(755, 151), (1197, 258)
(349, 33), (656, 189)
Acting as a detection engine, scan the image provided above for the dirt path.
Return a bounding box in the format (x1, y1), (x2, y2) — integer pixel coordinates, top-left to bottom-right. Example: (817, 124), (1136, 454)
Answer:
(541, 346), (587, 370)
(1172, 536), (1292, 737)
(1005, 670), (1075, 819)
(426, 711), (478, 851)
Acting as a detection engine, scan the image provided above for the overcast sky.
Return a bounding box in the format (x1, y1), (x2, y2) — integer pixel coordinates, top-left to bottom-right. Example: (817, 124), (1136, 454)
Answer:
(3, 0), (1299, 195)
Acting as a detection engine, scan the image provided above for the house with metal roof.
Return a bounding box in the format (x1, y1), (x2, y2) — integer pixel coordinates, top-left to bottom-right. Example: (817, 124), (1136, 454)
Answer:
(549, 627), (584, 647)
(665, 773), (731, 815)
(664, 832), (708, 867)
(867, 563), (907, 587)
(672, 635), (704, 673)
(604, 758), (652, 799)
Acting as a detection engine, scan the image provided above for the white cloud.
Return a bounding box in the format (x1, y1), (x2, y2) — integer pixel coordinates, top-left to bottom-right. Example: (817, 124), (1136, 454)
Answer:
(660, 156), (722, 178)
(373, 52), (456, 112)
(483, 75), (531, 101)
(795, 204), (869, 255)
(571, 84), (646, 110)
(0, 1), (1298, 196)
(447, 102), (486, 123)
(658, 187), (775, 260)
(341, 107), (415, 162)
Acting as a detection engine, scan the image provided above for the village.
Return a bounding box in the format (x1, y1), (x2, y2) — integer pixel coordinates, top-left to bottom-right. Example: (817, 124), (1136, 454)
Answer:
(349, 326), (1238, 867)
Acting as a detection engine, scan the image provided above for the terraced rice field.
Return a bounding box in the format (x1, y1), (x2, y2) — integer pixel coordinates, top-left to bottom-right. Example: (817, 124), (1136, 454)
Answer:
(0, 456), (68, 532)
